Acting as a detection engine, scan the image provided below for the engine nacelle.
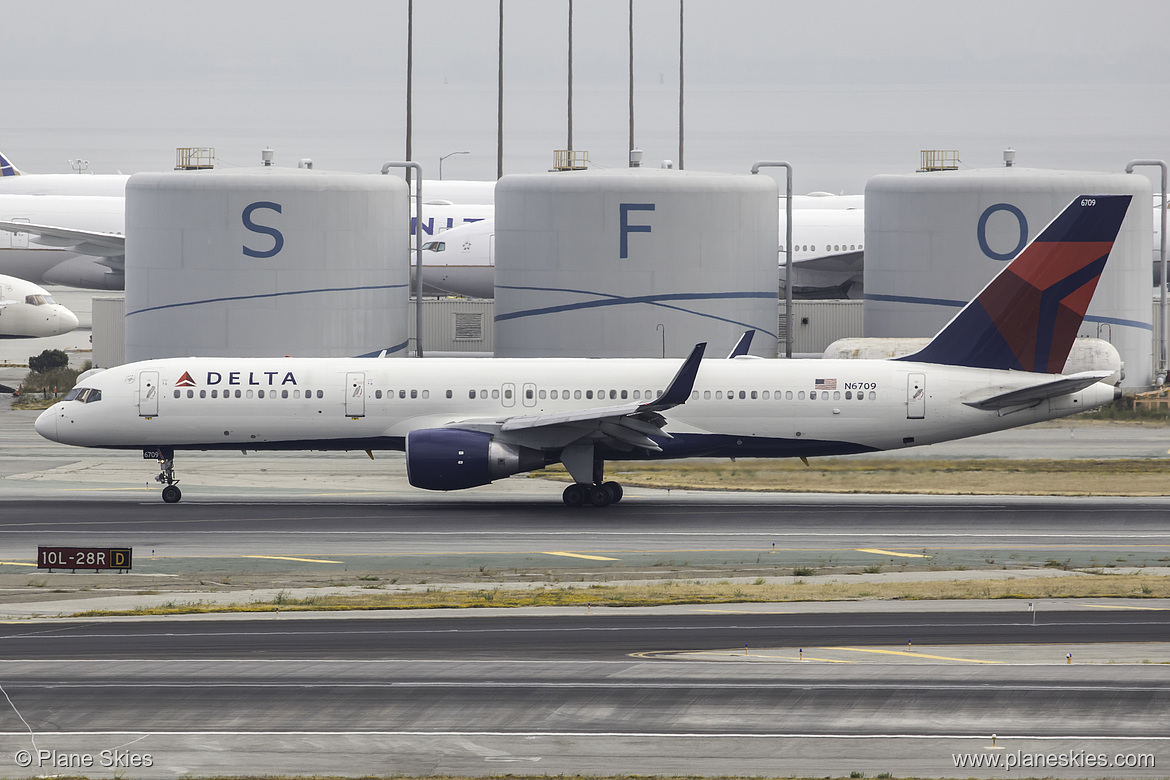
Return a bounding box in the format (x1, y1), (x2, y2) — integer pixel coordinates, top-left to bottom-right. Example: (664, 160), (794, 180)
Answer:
(405, 428), (547, 491)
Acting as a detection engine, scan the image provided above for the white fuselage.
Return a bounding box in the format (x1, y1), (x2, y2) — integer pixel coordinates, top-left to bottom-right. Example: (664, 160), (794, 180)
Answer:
(0, 276), (79, 338)
(36, 355), (1115, 460)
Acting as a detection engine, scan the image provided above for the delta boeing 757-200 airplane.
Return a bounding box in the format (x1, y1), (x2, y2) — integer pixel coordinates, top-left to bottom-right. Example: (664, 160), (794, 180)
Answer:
(35, 195), (1131, 505)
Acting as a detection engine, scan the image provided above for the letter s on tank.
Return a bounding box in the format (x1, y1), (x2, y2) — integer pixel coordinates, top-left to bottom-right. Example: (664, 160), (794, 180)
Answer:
(242, 201), (284, 259)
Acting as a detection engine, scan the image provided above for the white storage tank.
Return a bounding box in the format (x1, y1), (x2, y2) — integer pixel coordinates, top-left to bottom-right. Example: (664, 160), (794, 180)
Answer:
(865, 169), (1152, 386)
(494, 169), (779, 358)
(125, 168), (409, 360)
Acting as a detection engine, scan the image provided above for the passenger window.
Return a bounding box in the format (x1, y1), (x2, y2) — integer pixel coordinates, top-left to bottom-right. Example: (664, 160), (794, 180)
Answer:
(293, 389), (300, 399)
(586, 390), (593, 399)
(422, 390), (429, 399)
(690, 390), (697, 400)
(761, 391), (768, 400)
(281, 389), (289, 399)
(234, 389), (241, 398)
(257, 390), (263, 399)
(375, 390), (382, 399)
(621, 390), (628, 400)
(704, 390), (711, 399)
(504, 388), (512, 400)
(786, 390), (793, 400)
(810, 391), (817, 400)
(211, 389), (218, 398)
(411, 389), (417, 399)
(480, 389), (487, 399)
(446, 389), (452, 399)
(798, 391), (805, 400)
(539, 390), (546, 399)
(399, 390), (406, 399)
(634, 390), (641, 400)
(574, 390), (582, 399)
(739, 391), (746, 400)
(492, 389), (499, 399)
(201, 390), (208, 399)
(716, 391), (723, 399)
(246, 389), (253, 399)
(833, 391), (841, 400)
(551, 390), (558, 400)
(609, 390), (617, 400)
(751, 391), (758, 399)
(187, 389), (194, 399)
(173, 390), (180, 399)
(469, 390), (476, 399)
(845, 391), (852, 400)
(868, 391), (876, 400)
(317, 390), (323, 399)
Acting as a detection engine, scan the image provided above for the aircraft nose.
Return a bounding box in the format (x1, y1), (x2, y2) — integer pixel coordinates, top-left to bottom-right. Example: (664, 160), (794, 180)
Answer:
(35, 406), (59, 442)
(57, 306), (80, 333)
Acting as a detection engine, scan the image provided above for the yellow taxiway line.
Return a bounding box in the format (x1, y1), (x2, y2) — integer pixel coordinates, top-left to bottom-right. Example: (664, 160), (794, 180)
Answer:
(242, 555), (343, 564)
(542, 551), (620, 561)
(854, 548), (930, 558)
(825, 646), (1003, 663)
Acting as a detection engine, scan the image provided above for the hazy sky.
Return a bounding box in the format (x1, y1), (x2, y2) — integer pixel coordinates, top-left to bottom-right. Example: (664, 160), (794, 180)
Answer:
(2, 1), (1167, 190)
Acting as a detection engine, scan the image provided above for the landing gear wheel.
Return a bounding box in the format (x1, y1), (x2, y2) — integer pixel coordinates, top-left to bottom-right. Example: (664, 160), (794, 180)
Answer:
(602, 481), (623, 503)
(587, 484), (613, 507)
(161, 485), (182, 504)
(563, 483), (587, 506)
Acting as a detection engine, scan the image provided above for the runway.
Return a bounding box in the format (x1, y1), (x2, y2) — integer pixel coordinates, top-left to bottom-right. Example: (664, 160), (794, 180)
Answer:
(0, 610), (1166, 777)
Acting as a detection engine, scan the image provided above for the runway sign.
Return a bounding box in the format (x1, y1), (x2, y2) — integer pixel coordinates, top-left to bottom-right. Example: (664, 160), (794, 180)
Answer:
(37, 547), (132, 572)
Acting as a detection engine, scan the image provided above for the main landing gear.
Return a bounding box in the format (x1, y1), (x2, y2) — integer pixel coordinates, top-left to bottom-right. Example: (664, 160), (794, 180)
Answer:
(153, 452), (182, 504)
(562, 481), (623, 507)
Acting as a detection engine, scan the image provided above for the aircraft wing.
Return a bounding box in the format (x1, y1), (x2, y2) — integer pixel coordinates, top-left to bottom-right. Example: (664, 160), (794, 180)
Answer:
(790, 249), (863, 272)
(448, 342), (707, 453)
(0, 220), (125, 257)
(961, 371), (1115, 411)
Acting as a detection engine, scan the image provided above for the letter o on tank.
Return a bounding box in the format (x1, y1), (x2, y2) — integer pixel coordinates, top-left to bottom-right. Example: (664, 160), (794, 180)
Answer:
(977, 203), (1028, 262)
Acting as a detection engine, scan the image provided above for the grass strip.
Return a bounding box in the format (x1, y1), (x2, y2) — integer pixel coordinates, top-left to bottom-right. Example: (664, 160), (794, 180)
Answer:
(71, 574), (1169, 618)
(533, 458), (1170, 496)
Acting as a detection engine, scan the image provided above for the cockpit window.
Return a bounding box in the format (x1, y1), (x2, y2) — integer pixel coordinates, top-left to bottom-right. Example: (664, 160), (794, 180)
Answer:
(64, 387), (101, 403)
(422, 241), (446, 252)
(24, 294), (52, 306)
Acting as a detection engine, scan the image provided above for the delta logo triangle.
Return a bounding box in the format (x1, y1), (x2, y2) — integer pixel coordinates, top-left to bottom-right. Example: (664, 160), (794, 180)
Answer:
(175, 371), (196, 388)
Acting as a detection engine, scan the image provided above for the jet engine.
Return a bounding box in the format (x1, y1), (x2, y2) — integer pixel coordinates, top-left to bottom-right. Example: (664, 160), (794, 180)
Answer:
(405, 429), (548, 491)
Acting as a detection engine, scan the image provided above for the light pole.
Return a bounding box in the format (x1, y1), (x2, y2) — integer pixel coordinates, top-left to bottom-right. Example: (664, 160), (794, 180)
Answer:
(439, 150), (470, 180)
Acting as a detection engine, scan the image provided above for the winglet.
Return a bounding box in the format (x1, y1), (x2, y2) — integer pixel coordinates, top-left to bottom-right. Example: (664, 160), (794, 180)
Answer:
(0, 151), (22, 177)
(727, 330), (755, 358)
(899, 194), (1132, 373)
(640, 342), (706, 412)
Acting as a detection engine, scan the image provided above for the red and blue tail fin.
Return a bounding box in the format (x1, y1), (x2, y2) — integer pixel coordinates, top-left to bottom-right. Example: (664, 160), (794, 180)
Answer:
(0, 151), (22, 177)
(899, 195), (1132, 373)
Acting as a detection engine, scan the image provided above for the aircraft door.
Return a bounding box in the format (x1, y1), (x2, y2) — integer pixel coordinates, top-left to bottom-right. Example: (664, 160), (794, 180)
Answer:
(501, 382), (516, 408)
(138, 371), (159, 417)
(345, 372), (366, 417)
(907, 373), (926, 419)
(522, 382), (537, 407)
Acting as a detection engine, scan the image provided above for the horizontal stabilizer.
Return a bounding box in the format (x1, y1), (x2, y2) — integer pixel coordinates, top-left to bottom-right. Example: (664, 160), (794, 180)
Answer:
(961, 370), (1115, 410)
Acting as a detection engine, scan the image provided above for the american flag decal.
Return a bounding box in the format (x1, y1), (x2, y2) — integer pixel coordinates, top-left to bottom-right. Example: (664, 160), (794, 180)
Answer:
(814, 378), (837, 390)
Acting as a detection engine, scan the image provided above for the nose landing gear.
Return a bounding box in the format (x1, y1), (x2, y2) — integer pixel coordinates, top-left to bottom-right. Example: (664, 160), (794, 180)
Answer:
(147, 448), (181, 503)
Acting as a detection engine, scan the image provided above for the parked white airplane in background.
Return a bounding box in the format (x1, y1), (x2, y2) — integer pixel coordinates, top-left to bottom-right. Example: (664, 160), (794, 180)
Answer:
(0, 194), (125, 289)
(35, 195), (1130, 505)
(420, 203), (866, 299)
(0, 275), (79, 338)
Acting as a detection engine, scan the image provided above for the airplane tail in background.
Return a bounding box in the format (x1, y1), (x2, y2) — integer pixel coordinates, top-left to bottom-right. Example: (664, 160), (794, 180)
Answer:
(0, 151), (22, 177)
(900, 195), (1132, 373)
